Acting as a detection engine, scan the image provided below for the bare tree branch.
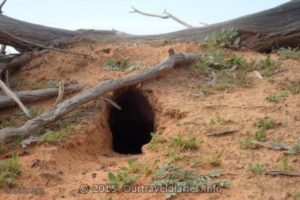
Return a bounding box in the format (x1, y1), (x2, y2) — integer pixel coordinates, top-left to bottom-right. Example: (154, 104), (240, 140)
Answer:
(0, 79), (32, 118)
(0, 30), (90, 57)
(54, 81), (65, 106)
(163, 10), (194, 28)
(130, 7), (194, 28)
(0, 0), (7, 14)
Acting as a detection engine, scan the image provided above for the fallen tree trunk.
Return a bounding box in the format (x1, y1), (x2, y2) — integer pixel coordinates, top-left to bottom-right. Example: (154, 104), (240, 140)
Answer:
(0, 84), (84, 109)
(0, 0), (299, 52)
(0, 53), (198, 143)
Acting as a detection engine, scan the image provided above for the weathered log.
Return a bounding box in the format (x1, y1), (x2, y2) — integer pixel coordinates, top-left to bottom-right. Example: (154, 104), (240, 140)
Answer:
(0, 84), (84, 109)
(0, 53), (198, 143)
(0, 1), (299, 52)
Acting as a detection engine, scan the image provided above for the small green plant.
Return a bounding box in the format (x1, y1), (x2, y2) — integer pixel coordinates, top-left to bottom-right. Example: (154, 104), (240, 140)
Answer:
(164, 149), (183, 162)
(251, 55), (280, 77)
(107, 160), (140, 190)
(170, 134), (201, 150)
(240, 136), (255, 150)
(0, 152), (21, 187)
(152, 163), (229, 199)
(255, 117), (276, 130)
(249, 164), (265, 175)
(209, 151), (223, 166)
(205, 116), (231, 131)
(282, 157), (292, 171)
(204, 28), (238, 49)
(46, 80), (59, 88)
(200, 84), (214, 96)
(39, 125), (74, 143)
(278, 47), (300, 61)
(266, 92), (288, 103)
(106, 58), (130, 71)
(148, 132), (166, 151)
(254, 130), (267, 142)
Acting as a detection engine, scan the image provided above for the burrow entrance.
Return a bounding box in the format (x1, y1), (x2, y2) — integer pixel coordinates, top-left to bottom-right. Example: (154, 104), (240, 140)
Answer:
(108, 88), (155, 154)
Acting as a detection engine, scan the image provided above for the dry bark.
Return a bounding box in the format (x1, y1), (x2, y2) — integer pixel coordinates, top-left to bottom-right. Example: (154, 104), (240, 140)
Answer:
(0, 84), (84, 109)
(0, 53), (198, 143)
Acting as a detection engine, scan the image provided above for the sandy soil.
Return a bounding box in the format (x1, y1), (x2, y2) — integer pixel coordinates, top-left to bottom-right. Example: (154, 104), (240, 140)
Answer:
(0, 42), (299, 200)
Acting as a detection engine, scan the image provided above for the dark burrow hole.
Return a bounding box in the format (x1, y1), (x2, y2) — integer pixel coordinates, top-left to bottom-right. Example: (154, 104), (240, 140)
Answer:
(109, 88), (155, 154)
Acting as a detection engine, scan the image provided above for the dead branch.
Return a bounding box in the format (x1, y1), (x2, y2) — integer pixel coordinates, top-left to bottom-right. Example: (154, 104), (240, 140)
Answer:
(0, 84), (84, 109)
(54, 81), (65, 106)
(207, 128), (239, 136)
(130, 7), (194, 28)
(0, 30), (90, 57)
(99, 96), (121, 110)
(0, 53), (198, 143)
(0, 79), (32, 118)
(251, 140), (290, 151)
(266, 170), (300, 177)
(0, 0), (7, 14)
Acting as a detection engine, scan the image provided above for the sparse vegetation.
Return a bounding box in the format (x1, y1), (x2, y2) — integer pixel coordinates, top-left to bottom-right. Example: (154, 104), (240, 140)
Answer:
(205, 115), (231, 131)
(266, 92), (288, 103)
(249, 164), (265, 175)
(106, 58), (144, 71)
(107, 160), (140, 190)
(254, 130), (267, 142)
(209, 151), (223, 166)
(255, 117), (276, 130)
(170, 134), (201, 150)
(0, 152), (21, 187)
(240, 136), (256, 150)
(106, 57), (130, 71)
(278, 47), (300, 61)
(9, 76), (59, 91)
(152, 163), (229, 199)
(38, 125), (74, 143)
(164, 149), (183, 162)
(251, 55), (280, 77)
(147, 132), (166, 151)
(192, 51), (252, 95)
(204, 28), (238, 49)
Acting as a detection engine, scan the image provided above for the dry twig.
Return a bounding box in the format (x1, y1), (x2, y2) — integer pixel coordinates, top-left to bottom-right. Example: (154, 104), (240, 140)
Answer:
(0, 79), (32, 118)
(130, 7), (194, 28)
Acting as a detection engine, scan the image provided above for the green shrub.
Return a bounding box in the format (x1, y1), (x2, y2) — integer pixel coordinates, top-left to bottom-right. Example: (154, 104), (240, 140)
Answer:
(266, 93), (288, 103)
(170, 134), (201, 150)
(249, 164), (265, 175)
(254, 130), (267, 142)
(39, 125), (74, 143)
(204, 28), (238, 49)
(0, 152), (21, 187)
(255, 117), (276, 130)
(278, 47), (300, 61)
